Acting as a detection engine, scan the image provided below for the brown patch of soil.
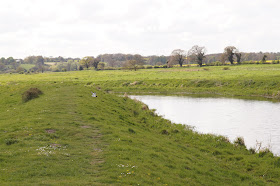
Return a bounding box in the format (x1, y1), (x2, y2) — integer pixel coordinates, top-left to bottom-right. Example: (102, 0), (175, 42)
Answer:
(90, 159), (104, 165)
(45, 129), (56, 134)
(50, 143), (61, 147)
(81, 125), (91, 128)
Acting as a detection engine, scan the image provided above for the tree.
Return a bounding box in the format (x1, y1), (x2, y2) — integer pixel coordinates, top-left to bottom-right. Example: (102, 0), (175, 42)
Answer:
(262, 54), (267, 63)
(11, 61), (19, 70)
(0, 62), (5, 71)
(224, 46), (237, 65)
(35, 56), (45, 73)
(6, 57), (15, 65)
(133, 54), (145, 64)
(235, 51), (242, 64)
(169, 49), (186, 67)
(24, 56), (36, 64)
(187, 45), (207, 67)
(0, 57), (5, 64)
(98, 62), (105, 70)
(123, 60), (143, 71)
(92, 57), (101, 70)
(80, 57), (94, 69)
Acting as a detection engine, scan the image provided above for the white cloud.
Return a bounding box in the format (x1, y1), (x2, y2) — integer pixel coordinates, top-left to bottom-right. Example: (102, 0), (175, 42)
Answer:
(0, 0), (279, 58)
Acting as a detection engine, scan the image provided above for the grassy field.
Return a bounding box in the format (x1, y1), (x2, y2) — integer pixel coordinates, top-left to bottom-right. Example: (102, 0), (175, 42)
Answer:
(20, 64), (35, 71)
(1, 65), (280, 185)
(2, 64), (280, 99)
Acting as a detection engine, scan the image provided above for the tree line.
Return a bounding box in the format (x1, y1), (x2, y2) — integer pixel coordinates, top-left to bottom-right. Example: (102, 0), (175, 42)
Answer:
(1, 48), (280, 73)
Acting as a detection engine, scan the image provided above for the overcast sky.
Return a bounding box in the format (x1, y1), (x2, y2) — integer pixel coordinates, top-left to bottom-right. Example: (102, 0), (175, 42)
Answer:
(0, 0), (279, 58)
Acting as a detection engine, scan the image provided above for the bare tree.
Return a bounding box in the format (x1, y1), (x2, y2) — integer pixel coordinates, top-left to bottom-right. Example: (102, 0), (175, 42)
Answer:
(169, 49), (186, 67)
(224, 46), (237, 65)
(133, 54), (145, 64)
(187, 45), (207, 67)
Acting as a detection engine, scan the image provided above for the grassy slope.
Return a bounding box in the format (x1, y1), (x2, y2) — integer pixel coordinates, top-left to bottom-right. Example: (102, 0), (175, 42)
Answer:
(1, 65), (280, 185)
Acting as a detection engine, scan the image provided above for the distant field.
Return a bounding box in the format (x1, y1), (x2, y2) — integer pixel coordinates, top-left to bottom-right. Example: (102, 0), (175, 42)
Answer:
(20, 64), (35, 70)
(45, 62), (57, 66)
(1, 64), (280, 185)
(2, 64), (280, 99)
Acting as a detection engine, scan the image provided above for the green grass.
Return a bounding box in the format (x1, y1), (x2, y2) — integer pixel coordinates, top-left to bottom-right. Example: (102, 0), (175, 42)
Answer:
(20, 64), (35, 70)
(2, 64), (280, 99)
(1, 65), (280, 185)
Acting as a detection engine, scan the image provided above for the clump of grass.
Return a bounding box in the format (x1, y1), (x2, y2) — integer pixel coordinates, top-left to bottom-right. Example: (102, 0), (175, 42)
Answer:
(161, 129), (169, 135)
(5, 138), (19, 145)
(128, 128), (136, 133)
(22, 88), (43, 102)
(124, 92), (128, 98)
(234, 137), (246, 147)
(203, 68), (210, 71)
(223, 67), (230, 70)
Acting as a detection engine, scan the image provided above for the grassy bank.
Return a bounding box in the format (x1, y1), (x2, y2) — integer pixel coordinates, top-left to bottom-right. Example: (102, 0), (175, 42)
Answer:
(1, 65), (280, 184)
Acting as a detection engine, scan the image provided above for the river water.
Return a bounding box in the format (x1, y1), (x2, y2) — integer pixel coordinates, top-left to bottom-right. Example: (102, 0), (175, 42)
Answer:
(130, 95), (280, 155)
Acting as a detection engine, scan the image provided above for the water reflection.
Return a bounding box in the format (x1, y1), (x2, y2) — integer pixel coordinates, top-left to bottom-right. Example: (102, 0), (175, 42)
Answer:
(130, 95), (280, 155)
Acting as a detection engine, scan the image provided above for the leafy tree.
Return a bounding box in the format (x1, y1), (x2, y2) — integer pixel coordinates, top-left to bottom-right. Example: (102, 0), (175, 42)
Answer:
(0, 57), (5, 64)
(24, 56), (36, 64)
(35, 56), (45, 73)
(224, 46), (237, 64)
(187, 45), (207, 67)
(6, 57), (15, 65)
(11, 62), (19, 70)
(169, 49), (186, 67)
(98, 62), (105, 70)
(262, 54), (267, 63)
(0, 62), (5, 71)
(235, 51), (242, 64)
(80, 57), (94, 69)
(92, 57), (101, 70)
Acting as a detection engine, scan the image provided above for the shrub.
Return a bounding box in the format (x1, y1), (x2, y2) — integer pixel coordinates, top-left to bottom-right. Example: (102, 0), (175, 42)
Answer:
(154, 65), (160, 68)
(234, 137), (245, 147)
(162, 64), (168, 68)
(22, 88), (43, 102)
(249, 148), (256, 154)
(258, 148), (272, 157)
(145, 65), (153, 69)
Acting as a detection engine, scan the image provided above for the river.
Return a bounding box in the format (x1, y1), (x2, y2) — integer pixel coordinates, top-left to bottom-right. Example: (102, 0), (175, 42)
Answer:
(130, 95), (280, 155)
